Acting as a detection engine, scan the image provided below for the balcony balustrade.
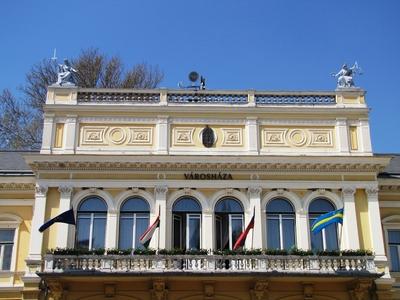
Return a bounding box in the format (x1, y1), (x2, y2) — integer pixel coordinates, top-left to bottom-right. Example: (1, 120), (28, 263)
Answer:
(42, 254), (376, 276)
(76, 90), (337, 105)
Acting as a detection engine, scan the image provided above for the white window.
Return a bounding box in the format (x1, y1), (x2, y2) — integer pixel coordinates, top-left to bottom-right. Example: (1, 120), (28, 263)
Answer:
(0, 229), (15, 270)
(215, 198), (244, 250)
(0, 214), (22, 274)
(172, 197), (202, 250)
(119, 197), (150, 249)
(76, 196), (107, 250)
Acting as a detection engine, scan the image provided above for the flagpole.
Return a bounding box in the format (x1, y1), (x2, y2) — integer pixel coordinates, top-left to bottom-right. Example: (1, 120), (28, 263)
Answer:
(251, 206), (255, 250)
(157, 205), (160, 252)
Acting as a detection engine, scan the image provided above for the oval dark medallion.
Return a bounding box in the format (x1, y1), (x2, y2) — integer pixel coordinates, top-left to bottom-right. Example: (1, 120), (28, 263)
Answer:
(202, 125), (215, 148)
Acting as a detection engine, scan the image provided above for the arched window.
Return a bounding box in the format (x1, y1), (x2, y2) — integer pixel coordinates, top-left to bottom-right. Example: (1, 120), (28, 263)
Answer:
(76, 196), (107, 250)
(172, 197), (201, 250)
(119, 197), (150, 250)
(215, 198), (244, 250)
(266, 198), (295, 250)
(309, 198), (338, 251)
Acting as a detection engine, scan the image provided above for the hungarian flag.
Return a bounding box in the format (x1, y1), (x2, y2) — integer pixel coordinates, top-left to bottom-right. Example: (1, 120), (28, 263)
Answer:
(139, 211), (160, 248)
(39, 209), (75, 232)
(233, 210), (255, 250)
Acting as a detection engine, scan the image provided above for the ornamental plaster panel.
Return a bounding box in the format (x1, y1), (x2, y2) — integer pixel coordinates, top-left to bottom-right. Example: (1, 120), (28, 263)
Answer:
(221, 128), (243, 146)
(172, 127), (195, 146)
(261, 127), (335, 149)
(79, 125), (155, 147)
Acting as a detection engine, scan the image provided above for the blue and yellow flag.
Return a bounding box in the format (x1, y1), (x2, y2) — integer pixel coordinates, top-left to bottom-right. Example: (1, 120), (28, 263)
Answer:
(311, 208), (343, 234)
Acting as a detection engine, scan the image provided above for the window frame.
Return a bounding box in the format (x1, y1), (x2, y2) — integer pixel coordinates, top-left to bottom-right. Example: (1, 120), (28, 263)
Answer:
(308, 198), (339, 251)
(382, 217), (400, 274)
(0, 214), (22, 274)
(75, 197), (108, 250)
(265, 198), (296, 250)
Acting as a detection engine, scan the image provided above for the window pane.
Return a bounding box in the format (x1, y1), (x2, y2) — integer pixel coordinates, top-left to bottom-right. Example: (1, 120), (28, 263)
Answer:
(310, 219), (323, 251)
(215, 198), (243, 213)
(135, 217), (149, 249)
(267, 218), (280, 249)
(76, 216), (90, 249)
(267, 199), (293, 213)
(389, 230), (400, 244)
(79, 197), (107, 212)
(1, 244), (13, 270)
(173, 215), (182, 249)
(92, 216), (106, 249)
(119, 217), (133, 249)
(121, 197), (149, 212)
(325, 224), (339, 251)
(0, 229), (14, 243)
(282, 218), (295, 250)
(231, 217), (243, 249)
(188, 215), (200, 250)
(309, 198), (335, 213)
(173, 197), (201, 212)
(390, 245), (400, 271)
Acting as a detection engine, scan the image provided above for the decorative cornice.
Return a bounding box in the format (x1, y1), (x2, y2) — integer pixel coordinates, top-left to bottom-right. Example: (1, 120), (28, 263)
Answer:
(28, 160), (386, 173)
(0, 183), (35, 191)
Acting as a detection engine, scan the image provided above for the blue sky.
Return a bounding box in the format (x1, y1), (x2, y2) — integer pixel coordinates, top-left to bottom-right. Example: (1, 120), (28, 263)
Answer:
(0, 0), (399, 153)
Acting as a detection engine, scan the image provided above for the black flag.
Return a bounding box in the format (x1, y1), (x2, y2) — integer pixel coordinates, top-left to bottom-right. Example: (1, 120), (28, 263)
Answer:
(39, 209), (75, 232)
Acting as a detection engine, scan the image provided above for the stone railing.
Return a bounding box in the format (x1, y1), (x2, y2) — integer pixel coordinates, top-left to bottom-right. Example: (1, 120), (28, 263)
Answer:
(42, 255), (376, 275)
(76, 90), (337, 105)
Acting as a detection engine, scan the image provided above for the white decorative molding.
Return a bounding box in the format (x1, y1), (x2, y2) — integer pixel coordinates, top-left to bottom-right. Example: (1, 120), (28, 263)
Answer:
(128, 128), (153, 145)
(342, 187), (356, 196)
(309, 129), (333, 147)
(80, 126), (107, 145)
(221, 128), (243, 146)
(259, 119), (337, 126)
(248, 186), (262, 197)
(173, 127), (195, 145)
(58, 185), (73, 196)
(171, 118), (245, 125)
(107, 127), (127, 145)
(78, 116), (158, 123)
(155, 185), (168, 195)
(366, 187), (379, 197)
(262, 127), (334, 148)
(35, 185), (48, 196)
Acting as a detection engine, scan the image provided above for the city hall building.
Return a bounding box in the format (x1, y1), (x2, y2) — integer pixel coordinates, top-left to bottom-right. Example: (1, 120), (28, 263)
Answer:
(0, 84), (399, 299)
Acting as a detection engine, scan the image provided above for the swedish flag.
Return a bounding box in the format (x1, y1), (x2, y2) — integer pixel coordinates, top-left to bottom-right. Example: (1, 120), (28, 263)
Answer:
(311, 208), (344, 234)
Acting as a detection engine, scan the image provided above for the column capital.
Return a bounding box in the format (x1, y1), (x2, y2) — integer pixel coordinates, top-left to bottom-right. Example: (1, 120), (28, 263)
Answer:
(342, 187), (356, 197)
(248, 186), (262, 197)
(58, 185), (73, 196)
(366, 187), (379, 197)
(35, 185), (48, 196)
(155, 185), (168, 196)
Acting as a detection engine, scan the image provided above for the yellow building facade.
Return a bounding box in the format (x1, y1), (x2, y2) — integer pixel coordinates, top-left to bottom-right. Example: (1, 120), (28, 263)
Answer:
(0, 86), (399, 299)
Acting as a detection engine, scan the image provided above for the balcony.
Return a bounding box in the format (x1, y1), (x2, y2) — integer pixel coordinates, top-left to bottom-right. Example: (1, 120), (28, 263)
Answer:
(42, 254), (377, 277)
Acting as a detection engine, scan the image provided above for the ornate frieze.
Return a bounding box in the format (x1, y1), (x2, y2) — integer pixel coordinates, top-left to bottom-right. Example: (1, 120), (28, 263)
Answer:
(80, 125), (154, 146)
(262, 127), (334, 148)
(0, 183), (35, 191)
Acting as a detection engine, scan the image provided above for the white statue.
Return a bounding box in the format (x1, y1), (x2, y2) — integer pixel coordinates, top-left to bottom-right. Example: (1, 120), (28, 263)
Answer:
(332, 62), (362, 88)
(56, 59), (77, 86)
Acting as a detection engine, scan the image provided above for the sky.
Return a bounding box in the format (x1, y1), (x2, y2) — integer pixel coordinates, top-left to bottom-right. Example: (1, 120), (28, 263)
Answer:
(0, 0), (399, 153)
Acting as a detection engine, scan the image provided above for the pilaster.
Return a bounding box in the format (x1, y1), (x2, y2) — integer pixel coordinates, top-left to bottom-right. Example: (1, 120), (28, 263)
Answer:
(246, 117), (259, 155)
(366, 187), (386, 261)
(40, 114), (55, 154)
(156, 116), (169, 154)
(341, 187), (360, 249)
(297, 208), (310, 250)
(26, 185), (48, 278)
(336, 118), (350, 153)
(106, 211), (118, 249)
(359, 118), (372, 154)
(203, 210), (213, 250)
(56, 185), (73, 248)
(64, 114), (77, 154)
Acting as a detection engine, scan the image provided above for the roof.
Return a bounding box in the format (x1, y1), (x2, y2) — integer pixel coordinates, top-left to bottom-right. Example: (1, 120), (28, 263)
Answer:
(0, 151), (36, 175)
(377, 154), (400, 178)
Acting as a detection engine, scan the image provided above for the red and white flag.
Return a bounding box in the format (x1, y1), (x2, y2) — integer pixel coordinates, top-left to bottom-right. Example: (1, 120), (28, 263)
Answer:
(233, 209), (255, 250)
(139, 210), (160, 248)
